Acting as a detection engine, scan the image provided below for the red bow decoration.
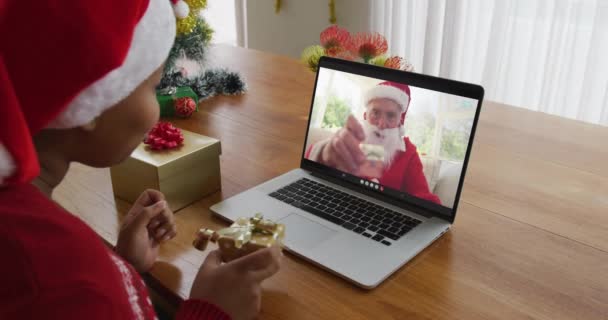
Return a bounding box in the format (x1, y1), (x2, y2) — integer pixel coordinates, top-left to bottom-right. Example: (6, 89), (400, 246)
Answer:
(144, 121), (184, 150)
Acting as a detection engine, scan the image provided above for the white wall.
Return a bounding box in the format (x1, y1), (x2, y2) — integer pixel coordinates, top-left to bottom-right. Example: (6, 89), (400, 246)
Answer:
(244, 0), (372, 58)
(203, 0), (237, 46)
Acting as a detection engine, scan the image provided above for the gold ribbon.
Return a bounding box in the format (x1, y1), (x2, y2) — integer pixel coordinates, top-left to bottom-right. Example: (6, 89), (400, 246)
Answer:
(215, 213), (278, 249)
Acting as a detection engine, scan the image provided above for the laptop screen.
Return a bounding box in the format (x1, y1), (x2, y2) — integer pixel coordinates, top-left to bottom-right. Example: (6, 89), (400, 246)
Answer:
(302, 59), (482, 219)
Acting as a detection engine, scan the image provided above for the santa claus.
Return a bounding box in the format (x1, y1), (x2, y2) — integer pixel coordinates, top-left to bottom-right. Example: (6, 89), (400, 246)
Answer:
(306, 81), (442, 205)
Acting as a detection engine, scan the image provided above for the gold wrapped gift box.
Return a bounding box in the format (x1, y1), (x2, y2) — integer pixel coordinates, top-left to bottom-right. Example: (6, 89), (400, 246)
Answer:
(193, 214), (285, 262)
(358, 143), (385, 179)
(110, 130), (221, 212)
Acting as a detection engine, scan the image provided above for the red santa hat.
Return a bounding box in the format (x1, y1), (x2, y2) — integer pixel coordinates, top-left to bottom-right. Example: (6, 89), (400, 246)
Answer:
(363, 81), (411, 135)
(0, 0), (176, 186)
(364, 81), (411, 114)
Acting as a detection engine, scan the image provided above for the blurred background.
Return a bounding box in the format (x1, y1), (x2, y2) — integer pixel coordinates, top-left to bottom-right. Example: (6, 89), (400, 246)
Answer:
(206, 0), (608, 126)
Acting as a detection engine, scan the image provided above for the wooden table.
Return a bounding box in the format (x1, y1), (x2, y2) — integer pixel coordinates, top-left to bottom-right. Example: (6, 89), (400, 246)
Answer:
(55, 45), (608, 320)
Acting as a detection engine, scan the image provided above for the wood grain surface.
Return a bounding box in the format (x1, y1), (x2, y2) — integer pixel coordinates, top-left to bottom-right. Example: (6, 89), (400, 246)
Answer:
(54, 45), (608, 320)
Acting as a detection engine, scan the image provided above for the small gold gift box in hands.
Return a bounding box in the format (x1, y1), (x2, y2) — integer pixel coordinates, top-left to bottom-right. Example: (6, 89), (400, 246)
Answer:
(193, 213), (285, 262)
(358, 143), (385, 179)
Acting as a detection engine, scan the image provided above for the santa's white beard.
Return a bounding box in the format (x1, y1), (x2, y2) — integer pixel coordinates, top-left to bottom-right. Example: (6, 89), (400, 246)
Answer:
(362, 121), (405, 166)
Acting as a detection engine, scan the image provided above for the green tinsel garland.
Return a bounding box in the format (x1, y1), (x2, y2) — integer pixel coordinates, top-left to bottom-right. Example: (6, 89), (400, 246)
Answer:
(164, 17), (213, 74)
(160, 16), (246, 102)
(159, 69), (247, 101)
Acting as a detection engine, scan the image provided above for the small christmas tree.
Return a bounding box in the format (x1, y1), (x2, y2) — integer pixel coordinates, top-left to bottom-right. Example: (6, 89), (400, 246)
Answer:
(158, 0), (246, 108)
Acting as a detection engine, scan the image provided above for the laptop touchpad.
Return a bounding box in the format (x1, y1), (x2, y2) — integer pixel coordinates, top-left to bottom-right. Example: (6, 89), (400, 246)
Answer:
(279, 213), (337, 250)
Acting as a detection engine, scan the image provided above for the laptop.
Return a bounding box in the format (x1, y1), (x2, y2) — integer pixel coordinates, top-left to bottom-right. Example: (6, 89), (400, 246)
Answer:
(211, 56), (484, 288)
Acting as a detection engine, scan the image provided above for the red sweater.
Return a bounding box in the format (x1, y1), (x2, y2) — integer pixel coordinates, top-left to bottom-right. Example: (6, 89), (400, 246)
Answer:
(0, 183), (230, 320)
(306, 137), (441, 205)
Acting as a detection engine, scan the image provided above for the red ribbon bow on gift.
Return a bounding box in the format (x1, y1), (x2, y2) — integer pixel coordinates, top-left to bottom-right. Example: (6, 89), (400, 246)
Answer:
(144, 121), (184, 150)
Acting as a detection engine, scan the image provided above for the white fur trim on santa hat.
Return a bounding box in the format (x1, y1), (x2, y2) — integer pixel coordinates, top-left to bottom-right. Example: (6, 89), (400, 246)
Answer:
(48, 0), (176, 129)
(0, 144), (16, 185)
(363, 85), (409, 113)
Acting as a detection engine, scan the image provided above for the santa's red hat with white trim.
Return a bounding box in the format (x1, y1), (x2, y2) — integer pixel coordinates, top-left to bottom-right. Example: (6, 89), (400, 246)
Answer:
(0, 0), (176, 186)
(363, 81), (411, 135)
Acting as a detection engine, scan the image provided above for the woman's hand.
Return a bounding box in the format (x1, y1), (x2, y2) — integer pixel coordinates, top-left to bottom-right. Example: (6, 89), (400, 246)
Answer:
(115, 189), (177, 273)
(190, 247), (282, 320)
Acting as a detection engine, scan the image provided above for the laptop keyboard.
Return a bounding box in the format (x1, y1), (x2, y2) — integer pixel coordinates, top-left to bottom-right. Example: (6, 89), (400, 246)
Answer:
(269, 178), (422, 246)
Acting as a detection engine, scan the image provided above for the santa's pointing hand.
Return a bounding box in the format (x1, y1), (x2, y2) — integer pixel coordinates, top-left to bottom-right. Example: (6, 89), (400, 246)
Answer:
(321, 115), (367, 173)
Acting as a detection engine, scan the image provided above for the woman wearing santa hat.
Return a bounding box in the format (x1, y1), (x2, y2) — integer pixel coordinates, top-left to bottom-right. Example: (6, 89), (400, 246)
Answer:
(306, 81), (442, 205)
(0, 1), (280, 319)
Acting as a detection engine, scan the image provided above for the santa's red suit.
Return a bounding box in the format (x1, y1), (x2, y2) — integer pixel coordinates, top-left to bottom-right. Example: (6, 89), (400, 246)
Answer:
(305, 137), (442, 205)
(0, 0), (230, 318)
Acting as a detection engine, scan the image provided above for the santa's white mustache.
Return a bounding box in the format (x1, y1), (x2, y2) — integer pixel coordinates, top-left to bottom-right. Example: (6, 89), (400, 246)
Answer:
(363, 124), (395, 141)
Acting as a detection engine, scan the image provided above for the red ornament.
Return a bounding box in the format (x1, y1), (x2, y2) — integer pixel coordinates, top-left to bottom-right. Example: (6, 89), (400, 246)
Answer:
(174, 97), (196, 118)
(144, 121), (184, 150)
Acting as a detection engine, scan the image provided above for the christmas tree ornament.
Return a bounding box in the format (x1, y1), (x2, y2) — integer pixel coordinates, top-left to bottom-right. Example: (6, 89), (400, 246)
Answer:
(173, 0), (208, 35)
(172, 0), (190, 18)
(193, 213), (285, 262)
(174, 97), (196, 117)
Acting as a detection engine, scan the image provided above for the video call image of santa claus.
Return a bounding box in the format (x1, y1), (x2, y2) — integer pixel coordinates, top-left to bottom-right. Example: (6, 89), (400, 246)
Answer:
(305, 69), (477, 209)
